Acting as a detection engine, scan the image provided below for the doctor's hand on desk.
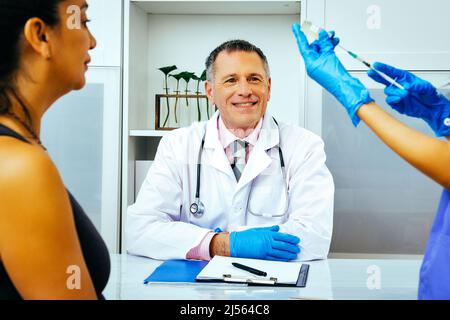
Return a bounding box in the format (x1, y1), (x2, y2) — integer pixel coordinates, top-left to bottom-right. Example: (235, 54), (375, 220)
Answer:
(226, 226), (301, 261)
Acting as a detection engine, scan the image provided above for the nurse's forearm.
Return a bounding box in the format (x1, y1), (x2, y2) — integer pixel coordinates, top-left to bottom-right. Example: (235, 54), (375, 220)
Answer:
(357, 102), (450, 189)
(209, 232), (230, 257)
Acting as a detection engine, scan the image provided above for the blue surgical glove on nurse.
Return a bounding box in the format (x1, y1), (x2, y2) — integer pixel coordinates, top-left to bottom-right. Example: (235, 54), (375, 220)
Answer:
(367, 62), (450, 137)
(292, 23), (373, 126)
(292, 23), (450, 136)
(230, 225), (300, 261)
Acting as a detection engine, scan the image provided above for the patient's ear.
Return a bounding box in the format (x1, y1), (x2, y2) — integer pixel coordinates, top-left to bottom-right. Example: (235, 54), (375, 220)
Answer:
(23, 18), (53, 59)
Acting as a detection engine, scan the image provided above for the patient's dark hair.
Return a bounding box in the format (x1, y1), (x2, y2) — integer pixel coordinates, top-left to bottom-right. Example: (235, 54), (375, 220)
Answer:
(0, 0), (63, 118)
(205, 39), (270, 82)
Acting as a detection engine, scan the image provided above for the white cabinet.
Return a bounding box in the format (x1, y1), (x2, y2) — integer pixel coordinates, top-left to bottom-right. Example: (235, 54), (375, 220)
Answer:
(42, 0), (124, 253)
(41, 2), (124, 252)
(42, 67), (122, 253)
(88, 0), (123, 67)
(302, 0), (450, 255)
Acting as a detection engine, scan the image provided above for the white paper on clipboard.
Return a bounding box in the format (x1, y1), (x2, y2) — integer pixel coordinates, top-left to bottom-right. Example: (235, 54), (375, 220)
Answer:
(196, 256), (303, 285)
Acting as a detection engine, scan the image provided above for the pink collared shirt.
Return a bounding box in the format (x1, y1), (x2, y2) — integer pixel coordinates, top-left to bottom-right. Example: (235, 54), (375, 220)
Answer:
(186, 115), (264, 260)
(218, 116), (263, 164)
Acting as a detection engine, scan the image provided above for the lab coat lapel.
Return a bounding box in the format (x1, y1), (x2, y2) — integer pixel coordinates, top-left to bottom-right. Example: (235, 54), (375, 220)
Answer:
(236, 115), (280, 190)
(203, 111), (235, 178)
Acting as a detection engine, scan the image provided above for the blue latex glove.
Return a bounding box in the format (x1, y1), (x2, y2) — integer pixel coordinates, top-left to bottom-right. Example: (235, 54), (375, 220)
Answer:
(292, 23), (374, 126)
(230, 225), (300, 261)
(368, 62), (450, 137)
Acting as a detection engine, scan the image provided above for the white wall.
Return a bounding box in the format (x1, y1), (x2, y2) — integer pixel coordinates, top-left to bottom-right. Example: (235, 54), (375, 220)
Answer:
(88, 0), (123, 67)
(324, 0), (450, 70)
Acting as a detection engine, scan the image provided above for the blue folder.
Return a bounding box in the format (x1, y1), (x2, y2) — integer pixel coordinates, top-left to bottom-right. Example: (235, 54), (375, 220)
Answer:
(144, 260), (209, 284)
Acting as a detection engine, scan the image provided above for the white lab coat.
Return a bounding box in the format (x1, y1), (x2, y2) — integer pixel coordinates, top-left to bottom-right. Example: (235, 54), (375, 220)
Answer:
(126, 112), (334, 261)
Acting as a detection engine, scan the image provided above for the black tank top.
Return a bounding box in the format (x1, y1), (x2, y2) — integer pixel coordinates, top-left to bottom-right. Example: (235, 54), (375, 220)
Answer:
(0, 124), (110, 299)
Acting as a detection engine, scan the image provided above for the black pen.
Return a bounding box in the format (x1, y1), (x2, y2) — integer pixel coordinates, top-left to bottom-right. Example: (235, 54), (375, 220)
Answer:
(232, 262), (267, 277)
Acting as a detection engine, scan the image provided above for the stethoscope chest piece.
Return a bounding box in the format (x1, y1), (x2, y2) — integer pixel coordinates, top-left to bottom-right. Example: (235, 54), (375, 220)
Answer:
(190, 199), (205, 218)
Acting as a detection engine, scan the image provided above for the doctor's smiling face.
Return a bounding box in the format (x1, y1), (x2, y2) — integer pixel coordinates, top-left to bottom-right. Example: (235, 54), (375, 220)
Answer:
(205, 41), (271, 134)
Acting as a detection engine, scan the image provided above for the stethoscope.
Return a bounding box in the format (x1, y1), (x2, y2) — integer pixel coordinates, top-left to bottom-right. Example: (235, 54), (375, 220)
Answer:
(189, 118), (289, 218)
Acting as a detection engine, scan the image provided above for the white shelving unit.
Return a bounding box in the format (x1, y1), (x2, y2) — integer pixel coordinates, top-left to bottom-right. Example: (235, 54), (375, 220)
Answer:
(121, 0), (304, 252)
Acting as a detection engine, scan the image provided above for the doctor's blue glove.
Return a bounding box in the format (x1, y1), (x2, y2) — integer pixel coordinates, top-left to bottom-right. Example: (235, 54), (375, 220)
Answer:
(368, 62), (450, 137)
(229, 225), (300, 261)
(292, 23), (374, 126)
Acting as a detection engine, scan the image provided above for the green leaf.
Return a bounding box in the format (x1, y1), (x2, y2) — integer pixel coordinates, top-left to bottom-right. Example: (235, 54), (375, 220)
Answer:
(192, 70), (207, 81)
(169, 72), (184, 81)
(179, 71), (195, 83)
(200, 69), (207, 81)
(158, 65), (177, 75)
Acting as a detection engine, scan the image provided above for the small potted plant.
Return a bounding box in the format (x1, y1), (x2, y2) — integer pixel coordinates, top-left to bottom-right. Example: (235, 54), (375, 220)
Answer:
(158, 65), (177, 127)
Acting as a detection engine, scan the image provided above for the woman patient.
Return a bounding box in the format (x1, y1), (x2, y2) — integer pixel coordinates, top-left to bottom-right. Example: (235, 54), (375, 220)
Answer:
(0, 0), (110, 299)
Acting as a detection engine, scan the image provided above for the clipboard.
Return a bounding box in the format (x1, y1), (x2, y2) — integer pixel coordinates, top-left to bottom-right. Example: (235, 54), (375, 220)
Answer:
(195, 256), (310, 287)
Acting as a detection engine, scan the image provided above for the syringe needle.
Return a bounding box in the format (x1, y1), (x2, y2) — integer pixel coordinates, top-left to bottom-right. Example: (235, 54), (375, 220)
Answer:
(338, 45), (405, 90)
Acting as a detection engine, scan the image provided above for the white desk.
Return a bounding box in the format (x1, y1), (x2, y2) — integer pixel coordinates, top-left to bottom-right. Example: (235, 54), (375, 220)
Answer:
(103, 254), (422, 300)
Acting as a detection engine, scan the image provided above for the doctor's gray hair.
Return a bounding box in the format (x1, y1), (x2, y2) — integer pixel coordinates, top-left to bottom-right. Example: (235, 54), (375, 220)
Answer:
(205, 39), (271, 83)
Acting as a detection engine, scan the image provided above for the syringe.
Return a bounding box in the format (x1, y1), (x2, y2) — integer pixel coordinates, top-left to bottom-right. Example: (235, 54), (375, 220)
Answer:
(339, 45), (406, 90)
(301, 21), (406, 90)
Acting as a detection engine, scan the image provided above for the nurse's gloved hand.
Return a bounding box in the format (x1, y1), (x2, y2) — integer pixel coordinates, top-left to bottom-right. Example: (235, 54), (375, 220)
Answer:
(368, 62), (450, 137)
(229, 225), (300, 261)
(292, 23), (374, 126)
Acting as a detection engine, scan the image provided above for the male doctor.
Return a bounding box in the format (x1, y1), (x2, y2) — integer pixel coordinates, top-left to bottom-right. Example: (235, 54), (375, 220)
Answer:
(126, 40), (334, 261)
